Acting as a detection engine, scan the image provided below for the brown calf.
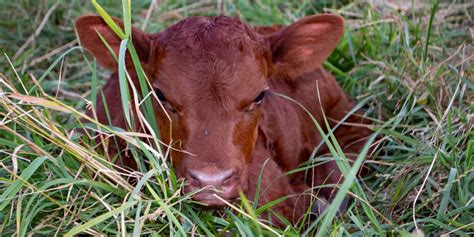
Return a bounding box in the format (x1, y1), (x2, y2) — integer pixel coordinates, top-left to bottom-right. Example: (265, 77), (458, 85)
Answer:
(75, 14), (373, 225)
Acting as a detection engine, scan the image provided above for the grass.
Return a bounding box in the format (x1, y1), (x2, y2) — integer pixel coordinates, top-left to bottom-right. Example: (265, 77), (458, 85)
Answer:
(0, 0), (473, 236)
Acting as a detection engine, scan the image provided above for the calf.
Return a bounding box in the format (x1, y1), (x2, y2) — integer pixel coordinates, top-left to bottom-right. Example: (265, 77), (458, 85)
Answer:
(75, 14), (373, 225)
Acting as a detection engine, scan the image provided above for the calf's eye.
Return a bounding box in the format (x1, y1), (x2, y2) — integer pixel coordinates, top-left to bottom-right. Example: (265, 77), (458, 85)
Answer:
(245, 90), (268, 113)
(254, 90), (266, 104)
(154, 87), (179, 114)
(155, 88), (167, 102)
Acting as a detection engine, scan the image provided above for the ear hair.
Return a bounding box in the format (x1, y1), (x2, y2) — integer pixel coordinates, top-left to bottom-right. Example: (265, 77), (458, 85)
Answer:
(265, 14), (344, 79)
(254, 25), (284, 36)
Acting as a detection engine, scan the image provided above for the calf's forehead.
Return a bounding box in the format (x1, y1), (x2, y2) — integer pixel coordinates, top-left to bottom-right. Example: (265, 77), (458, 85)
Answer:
(155, 51), (267, 106)
(151, 16), (268, 106)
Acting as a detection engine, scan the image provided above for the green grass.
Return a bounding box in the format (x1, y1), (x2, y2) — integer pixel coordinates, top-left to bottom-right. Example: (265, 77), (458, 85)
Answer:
(0, 0), (473, 236)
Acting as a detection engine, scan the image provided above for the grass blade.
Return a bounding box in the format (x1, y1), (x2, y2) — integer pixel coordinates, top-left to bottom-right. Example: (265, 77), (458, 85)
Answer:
(0, 156), (49, 213)
(64, 201), (137, 236)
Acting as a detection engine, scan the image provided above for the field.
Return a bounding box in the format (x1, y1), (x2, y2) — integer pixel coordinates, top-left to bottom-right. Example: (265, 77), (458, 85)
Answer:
(0, 0), (473, 236)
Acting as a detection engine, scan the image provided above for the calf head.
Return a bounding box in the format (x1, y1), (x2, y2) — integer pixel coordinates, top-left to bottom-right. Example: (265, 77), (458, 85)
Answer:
(75, 14), (343, 207)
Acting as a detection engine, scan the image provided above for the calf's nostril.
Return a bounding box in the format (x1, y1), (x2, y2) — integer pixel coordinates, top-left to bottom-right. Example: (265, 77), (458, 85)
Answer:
(188, 169), (235, 188)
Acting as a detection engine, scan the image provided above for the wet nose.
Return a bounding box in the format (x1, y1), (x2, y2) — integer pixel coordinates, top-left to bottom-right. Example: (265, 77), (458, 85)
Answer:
(188, 169), (235, 189)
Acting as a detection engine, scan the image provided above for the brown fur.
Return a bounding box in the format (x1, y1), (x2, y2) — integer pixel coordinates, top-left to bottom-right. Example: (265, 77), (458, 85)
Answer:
(75, 14), (373, 226)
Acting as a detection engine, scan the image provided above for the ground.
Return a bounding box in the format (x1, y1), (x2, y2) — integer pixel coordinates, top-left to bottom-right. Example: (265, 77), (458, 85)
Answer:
(0, 0), (472, 236)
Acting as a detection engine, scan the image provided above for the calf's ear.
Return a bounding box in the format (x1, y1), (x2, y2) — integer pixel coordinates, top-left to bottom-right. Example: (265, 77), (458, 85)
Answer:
(266, 14), (344, 79)
(75, 15), (152, 70)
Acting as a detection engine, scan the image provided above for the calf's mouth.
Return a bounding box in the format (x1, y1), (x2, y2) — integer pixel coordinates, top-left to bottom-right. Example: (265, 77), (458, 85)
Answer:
(181, 167), (248, 208)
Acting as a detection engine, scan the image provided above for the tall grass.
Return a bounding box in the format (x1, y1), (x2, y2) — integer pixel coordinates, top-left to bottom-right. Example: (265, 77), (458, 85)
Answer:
(0, 0), (472, 236)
